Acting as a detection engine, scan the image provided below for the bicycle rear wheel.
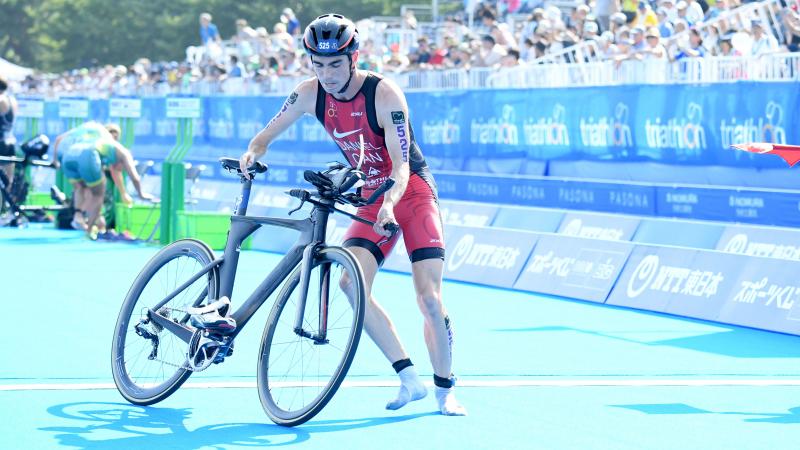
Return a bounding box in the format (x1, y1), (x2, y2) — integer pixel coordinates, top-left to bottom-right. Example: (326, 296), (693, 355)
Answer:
(112, 239), (219, 405)
(257, 246), (366, 426)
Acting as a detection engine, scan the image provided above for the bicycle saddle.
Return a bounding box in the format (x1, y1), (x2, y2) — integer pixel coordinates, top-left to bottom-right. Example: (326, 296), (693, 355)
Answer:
(219, 157), (268, 177)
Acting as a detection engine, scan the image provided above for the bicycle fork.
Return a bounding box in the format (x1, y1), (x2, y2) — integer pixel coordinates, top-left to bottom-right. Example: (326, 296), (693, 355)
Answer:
(293, 243), (331, 345)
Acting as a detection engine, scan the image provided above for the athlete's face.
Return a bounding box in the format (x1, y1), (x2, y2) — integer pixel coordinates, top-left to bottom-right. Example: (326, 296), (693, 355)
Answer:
(312, 52), (358, 93)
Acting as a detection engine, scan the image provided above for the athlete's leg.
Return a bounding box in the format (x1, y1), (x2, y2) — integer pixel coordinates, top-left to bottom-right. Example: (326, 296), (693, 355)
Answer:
(411, 258), (467, 416)
(70, 181), (88, 230)
(83, 178), (106, 234)
(339, 244), (427, 410)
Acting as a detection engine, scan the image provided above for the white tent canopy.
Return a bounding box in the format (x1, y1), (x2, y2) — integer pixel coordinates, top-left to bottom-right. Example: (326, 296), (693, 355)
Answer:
(0, 57), (34, 81)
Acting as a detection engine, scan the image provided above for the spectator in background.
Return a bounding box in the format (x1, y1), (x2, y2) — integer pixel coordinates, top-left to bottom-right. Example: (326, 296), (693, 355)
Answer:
(584, 21), (600, 39)
(631, 26), (647, 50)
(718, 32), (741, 56)
(642, 27), (669, 58)
(610, 12), (628, 34)
(676, 0), (703, 26)
(594, 0), (620, 32)
(660, 0), (679, 23)
(228, 55), (246, 78)
(634, 1), (659, 28)
(749, 19), (779, 55)
(783, 5), (800, 52)
(675, 27), (707, 58)
(199, 13), (221, 45)
(474, 34), (508, 67)
(482, 10), (517, 48)
(500, 48), (522, 67)
(281, 8), (301, 36)
(385, 43), (411, 72)
(656, 7), (675, 38)
(273, 22), (295, 52)
(622, 0), (638, 24)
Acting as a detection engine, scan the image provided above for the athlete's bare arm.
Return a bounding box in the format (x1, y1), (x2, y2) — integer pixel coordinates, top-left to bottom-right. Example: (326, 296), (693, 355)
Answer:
(373, 78), (412, 235)
(240, 79), (317, 173)
(112, 143), (150, 202)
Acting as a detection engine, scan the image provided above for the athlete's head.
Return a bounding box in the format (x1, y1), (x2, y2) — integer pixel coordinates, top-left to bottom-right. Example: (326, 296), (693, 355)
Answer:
(303, 14), (360, 94)
(105, 123), (121, 141)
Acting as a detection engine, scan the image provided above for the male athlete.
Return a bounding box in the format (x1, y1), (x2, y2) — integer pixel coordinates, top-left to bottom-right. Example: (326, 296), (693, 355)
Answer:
(240, 14), (466, 416)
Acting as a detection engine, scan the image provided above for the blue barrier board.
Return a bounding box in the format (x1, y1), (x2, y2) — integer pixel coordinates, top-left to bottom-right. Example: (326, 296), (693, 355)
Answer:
(514, 234), (633, 303)
(557, 212), (640, 241)
(716, 225), (800, 261)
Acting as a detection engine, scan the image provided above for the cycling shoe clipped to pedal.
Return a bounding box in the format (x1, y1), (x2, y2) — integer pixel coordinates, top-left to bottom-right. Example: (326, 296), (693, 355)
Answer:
(188, 296), (237, 335)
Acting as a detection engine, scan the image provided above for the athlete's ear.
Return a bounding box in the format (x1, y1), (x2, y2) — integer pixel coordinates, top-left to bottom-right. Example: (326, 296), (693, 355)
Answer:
(351, 50), (360, 66)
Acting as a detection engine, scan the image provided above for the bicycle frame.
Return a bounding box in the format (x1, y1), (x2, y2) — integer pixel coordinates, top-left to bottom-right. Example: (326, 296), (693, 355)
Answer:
(147, 176), (339, 345)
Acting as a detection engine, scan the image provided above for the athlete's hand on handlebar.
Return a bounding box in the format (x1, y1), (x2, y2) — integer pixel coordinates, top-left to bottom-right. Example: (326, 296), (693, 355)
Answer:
(374, 204), (398, 238)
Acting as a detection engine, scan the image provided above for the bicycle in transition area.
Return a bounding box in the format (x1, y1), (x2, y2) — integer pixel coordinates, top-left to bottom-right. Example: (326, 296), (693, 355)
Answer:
(111, 156), (397, 426)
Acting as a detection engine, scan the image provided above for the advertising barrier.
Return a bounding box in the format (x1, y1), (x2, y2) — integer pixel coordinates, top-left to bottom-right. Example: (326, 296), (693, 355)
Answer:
(716, 225), (800, 261)
(514, 234), (633, 303)
(18, 82), (800, 169)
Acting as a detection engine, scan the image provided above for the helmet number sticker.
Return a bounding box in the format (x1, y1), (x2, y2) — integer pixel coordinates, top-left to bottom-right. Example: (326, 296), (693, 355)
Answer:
(317, 39), (338, 52)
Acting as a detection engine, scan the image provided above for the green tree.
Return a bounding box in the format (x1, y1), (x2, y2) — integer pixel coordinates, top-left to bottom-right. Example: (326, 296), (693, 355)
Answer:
(0, 0), (410, 72)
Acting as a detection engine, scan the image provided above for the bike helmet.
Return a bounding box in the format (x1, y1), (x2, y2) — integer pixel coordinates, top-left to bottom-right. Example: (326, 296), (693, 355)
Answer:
(20, 134), (50, 158)
(302, 14), (360, 58)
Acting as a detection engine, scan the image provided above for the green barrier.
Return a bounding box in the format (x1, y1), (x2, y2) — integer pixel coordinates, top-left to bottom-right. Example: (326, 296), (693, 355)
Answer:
(175, 211), (250, 250)
(115, 202), (160, 240)
(160, 95), (201, 245)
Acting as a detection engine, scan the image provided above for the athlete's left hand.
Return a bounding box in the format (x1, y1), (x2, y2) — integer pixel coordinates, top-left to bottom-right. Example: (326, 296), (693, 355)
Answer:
(374, 205), (397, 237)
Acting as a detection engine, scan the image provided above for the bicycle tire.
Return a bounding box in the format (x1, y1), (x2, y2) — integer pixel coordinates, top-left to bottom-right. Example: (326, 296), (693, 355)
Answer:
(257, 246), (366, 426)
(112, 238), (219, 405)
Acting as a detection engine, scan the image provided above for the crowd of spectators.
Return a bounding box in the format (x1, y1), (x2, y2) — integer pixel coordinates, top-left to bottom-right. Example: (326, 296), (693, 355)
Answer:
(12, 0), (800, 96)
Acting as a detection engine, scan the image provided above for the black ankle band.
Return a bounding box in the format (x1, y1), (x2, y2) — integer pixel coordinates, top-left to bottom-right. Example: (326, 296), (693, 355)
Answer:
(434, 374), (455, 388)
(392, 358), (413, 373)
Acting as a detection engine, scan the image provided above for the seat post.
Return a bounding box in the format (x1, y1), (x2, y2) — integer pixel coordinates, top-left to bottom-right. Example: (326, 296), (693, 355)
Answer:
(235, 177), (253, 216)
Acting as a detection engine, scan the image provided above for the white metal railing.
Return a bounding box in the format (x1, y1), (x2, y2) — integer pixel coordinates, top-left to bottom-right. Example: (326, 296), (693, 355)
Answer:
(481, 53), (800, 88)
(25, 53), (800, 98)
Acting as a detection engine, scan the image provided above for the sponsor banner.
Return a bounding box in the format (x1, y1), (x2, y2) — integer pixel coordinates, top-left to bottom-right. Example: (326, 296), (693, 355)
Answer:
(719, 258), (800, 335)
(656, 186), (800, 227)
(439, 200), (499, 227)
(716, 225), (800, 261)
(109, 96), (142, 118)
(16, 96), (45, 118)
(442, 225), (535, 288)
(607, 245), (738, 321)
(434, 172), (656, 215)
(514, 234), (633, 303)
(58, 97), (89, 118)
(166, 95), (202, 119)
(557, 212), (640, 241)
(20, 82), (797, 167)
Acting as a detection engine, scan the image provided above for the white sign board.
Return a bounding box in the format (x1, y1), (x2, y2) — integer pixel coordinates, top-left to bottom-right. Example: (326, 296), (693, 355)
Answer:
(109, 97), (142, 118)
(16, 97), (45, 118)
(166, 96), (201, 119)
(58, 97), (89, 118)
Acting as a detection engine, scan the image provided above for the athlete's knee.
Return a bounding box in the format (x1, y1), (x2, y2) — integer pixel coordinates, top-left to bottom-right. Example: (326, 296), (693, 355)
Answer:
(416, 291), (443, 317)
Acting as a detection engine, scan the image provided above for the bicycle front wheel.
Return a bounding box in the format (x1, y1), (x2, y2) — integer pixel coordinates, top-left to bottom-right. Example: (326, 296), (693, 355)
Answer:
(257, 246), (366, 426)
(112, 239), (219, 405)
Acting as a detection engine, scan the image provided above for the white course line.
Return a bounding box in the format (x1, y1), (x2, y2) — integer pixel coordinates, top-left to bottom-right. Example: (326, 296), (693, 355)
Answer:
(4, 379), (800, 391)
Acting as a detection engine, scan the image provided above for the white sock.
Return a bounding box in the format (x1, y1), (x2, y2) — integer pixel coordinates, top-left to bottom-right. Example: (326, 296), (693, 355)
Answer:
(435, 386), (467, 416)
(386, 366), (427, 410)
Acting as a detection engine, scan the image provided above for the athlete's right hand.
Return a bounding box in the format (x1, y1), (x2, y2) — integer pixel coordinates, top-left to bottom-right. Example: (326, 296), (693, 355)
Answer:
(239, 150), (258, 178)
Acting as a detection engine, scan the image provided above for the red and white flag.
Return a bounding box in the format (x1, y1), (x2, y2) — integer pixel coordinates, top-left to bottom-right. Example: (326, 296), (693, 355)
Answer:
(731, 143), (800, 167)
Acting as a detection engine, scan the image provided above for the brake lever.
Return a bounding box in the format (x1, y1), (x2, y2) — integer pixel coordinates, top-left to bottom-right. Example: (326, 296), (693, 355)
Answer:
(377, 223), (399, 247)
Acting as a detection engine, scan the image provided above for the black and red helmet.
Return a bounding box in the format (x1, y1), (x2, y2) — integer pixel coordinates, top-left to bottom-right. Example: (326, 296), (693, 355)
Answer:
(302, 14), (359, 57)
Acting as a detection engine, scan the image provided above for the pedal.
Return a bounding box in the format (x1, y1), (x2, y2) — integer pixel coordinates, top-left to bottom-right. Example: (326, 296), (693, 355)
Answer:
(189, 297), (237, 335)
